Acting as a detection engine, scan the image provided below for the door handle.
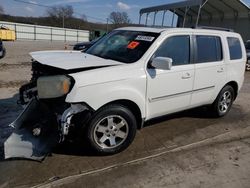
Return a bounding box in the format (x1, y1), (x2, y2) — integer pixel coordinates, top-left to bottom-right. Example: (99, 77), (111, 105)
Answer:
(182, 73), (191, 79)
(217, 67), (224, 73)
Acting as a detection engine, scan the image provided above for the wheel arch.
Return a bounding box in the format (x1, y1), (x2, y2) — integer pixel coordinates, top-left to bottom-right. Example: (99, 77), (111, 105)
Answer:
(225, 81), (238, 100)
(99, 99), (143, 129)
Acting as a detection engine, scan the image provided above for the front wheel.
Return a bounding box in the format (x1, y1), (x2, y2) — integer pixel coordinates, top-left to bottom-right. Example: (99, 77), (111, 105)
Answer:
(87, 104), (137, 154)
(211, 85), (235, 117)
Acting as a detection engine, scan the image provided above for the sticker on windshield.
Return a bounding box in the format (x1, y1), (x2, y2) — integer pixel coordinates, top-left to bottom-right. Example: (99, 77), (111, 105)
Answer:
(127, 41), (140, 49)
(135, 35), (155, 42)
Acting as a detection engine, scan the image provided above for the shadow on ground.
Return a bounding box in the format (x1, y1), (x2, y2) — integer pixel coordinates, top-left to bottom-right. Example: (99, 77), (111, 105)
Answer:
(0, 92), (247, 160)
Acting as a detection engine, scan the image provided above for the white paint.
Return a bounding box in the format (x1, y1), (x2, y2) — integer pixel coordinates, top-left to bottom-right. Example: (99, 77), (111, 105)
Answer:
(30, 51), (123, 70)
(31, 27), (246, 121)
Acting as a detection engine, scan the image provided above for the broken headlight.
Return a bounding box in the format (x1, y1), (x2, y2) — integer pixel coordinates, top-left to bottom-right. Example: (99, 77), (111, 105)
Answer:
(37, 75), (72, 99)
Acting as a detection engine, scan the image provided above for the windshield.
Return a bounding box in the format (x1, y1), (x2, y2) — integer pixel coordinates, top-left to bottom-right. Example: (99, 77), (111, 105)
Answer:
(246, 41), (250, 50)
(86, 30), (159, 63)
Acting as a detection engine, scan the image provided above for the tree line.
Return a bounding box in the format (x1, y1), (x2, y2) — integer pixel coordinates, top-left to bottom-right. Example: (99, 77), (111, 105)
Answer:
(0, 4), (133, 32)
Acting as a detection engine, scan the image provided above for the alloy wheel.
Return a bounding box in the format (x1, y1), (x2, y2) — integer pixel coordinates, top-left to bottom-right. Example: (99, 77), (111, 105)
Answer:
(93, 115), (129, 149)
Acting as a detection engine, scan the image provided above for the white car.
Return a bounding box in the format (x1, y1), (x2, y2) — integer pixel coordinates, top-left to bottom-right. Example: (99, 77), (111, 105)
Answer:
(5, 27), (246, 160)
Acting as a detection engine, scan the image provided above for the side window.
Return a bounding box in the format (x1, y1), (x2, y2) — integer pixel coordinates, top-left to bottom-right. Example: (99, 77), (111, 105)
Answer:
(196, 35), (223, 63)
(227, 37), (242, 60)
(154, 35), (190, 66)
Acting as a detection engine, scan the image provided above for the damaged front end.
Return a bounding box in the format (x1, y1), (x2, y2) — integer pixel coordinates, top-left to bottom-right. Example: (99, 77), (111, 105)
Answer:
(4, 61), (91, 161)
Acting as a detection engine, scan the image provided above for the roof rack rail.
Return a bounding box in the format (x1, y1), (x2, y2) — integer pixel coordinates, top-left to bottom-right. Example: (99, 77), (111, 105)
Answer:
(194, 26), (234, 32)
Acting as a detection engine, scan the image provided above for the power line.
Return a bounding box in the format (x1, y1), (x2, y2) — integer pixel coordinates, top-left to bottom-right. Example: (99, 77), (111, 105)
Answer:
(14, 0), (51, 8)
(13, 0), (107, 22)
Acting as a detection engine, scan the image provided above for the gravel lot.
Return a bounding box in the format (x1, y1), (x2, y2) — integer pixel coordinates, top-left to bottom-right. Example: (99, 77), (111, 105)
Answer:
(0, 41), (250, 188)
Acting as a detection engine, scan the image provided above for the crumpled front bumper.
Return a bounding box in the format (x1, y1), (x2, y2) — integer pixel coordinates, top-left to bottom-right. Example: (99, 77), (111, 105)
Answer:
(4, 99), (60, 161)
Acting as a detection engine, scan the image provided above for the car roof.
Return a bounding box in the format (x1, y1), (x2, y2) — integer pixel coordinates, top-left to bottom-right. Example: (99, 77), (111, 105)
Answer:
(117, 27), (168, 33)
(116, 27), (238, 36)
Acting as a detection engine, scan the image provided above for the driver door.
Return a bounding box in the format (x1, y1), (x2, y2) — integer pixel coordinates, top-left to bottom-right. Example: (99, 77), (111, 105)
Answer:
(146, 34), (195, 120)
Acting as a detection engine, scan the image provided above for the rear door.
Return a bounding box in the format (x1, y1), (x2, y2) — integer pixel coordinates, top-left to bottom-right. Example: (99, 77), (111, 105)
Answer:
(190, 34), (226, 107)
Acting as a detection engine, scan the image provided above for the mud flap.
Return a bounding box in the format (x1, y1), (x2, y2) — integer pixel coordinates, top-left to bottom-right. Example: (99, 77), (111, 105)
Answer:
(4, 99), (60, 161)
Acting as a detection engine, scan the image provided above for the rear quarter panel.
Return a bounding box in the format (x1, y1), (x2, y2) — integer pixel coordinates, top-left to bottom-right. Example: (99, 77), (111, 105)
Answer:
(224, 33), (246, 93)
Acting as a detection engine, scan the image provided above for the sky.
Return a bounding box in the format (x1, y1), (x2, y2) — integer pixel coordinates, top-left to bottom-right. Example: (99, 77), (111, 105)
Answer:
(0, 0), (250, 24)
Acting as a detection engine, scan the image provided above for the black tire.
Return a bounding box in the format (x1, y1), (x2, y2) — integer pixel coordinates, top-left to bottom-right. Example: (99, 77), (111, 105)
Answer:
(211, 85), (235, 117)
(87, 104), (137, 154)
(0, 48), (6, 59)
(246, 62), (250, 71)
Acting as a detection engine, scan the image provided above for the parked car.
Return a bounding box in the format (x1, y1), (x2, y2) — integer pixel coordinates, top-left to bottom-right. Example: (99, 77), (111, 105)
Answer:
(245, 40), (250, 71)
(73, 36), (102, 51)
(0, 40), (6, 59)
(5, 27), (246, 160)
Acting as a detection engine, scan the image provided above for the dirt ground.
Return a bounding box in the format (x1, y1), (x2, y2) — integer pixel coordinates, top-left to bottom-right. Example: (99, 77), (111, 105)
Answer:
(0, 41), (250, 188)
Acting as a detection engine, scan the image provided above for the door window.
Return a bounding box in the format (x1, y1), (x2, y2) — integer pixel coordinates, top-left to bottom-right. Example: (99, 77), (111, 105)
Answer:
(196, 35), (222, 63)
(153, 35), (190, 66)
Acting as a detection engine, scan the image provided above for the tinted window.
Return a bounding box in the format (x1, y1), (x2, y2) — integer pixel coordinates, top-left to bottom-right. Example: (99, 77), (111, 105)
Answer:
(154, 35), (190, 66)
(196, 36), (222, 63)
(227, 37), (242, 60)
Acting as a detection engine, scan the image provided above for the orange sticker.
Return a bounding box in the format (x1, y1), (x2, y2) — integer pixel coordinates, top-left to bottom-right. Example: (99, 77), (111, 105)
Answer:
(127, 41), (140, 49)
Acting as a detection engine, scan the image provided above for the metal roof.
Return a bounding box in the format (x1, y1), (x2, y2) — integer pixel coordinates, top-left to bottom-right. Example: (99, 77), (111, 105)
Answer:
(139, 0), (250, 27)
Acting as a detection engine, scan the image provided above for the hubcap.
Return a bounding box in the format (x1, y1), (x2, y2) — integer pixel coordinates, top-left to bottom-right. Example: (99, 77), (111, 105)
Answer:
(218, 91), (232, 114)
(93, 115), (129, 149)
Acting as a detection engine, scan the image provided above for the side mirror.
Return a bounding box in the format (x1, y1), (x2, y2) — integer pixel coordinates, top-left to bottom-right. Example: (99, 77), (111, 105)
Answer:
(151, 57), (173, 70)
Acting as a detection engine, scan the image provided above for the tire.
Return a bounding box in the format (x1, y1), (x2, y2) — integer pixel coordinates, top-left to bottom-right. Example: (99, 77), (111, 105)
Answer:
(87, 104), (137, 154)
(246, 63), (250, 71)
(211, 85), (235, 117)
(0, 48), (6, 59)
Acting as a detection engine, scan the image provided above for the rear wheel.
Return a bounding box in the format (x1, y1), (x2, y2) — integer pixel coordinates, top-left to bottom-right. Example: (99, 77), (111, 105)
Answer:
(87, 104), (137, 154)
(246, 61), (250, 71)
(211, 85), (235, 117)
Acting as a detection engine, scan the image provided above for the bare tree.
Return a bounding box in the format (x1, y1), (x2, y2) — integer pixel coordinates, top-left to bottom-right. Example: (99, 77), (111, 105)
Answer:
(46, 5), (74, 19)
(0, 5), (4, 14)
(81, 14), (87, 22)
(46, 5), (74, 28)
(109, 11), (131, 25)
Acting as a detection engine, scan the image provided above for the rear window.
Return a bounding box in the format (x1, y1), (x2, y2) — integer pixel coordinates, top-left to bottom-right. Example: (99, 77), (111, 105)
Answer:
(227, 37), (242, 60)
(196, 35), (223, 63)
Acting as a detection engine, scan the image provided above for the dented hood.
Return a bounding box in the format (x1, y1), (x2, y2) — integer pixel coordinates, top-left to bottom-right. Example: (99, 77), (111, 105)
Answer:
(30, 50), (123, 70)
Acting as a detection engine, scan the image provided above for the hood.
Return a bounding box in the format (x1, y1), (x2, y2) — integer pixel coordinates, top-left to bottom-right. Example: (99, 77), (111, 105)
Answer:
(30, 50), (123, 70)
(74, 42), (91, 46)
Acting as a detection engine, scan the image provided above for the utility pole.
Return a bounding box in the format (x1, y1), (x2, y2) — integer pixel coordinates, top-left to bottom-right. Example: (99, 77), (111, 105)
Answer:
(106, 18), (109, 33)
(62, 12), (65, 28)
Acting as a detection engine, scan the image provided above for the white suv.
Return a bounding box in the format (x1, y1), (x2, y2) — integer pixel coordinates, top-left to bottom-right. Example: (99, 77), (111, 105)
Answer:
(5, 27), (246, 159)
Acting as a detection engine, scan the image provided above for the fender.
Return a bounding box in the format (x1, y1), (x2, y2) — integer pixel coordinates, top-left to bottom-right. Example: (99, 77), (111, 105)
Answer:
(66, 78), (147, 118)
